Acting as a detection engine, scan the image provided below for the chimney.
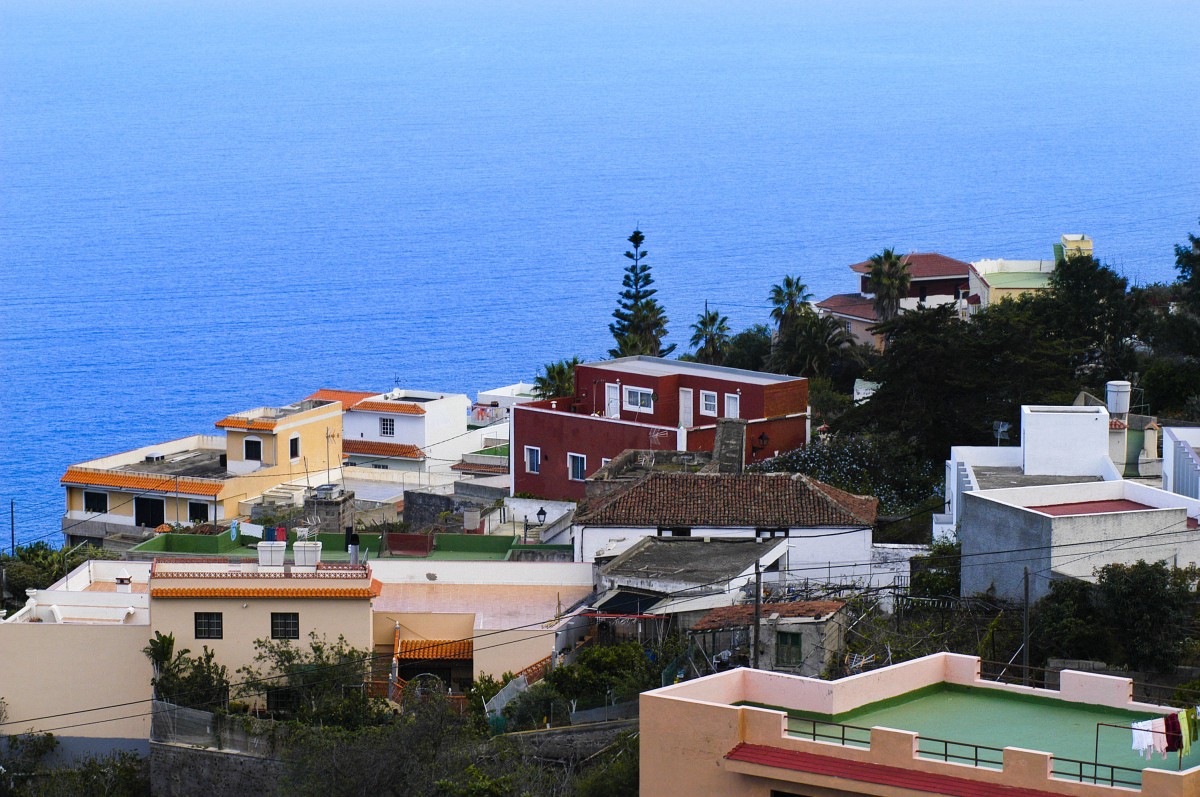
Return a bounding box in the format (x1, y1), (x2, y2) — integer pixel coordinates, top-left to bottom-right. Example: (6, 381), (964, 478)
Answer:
(115, 568), (132, 594)
(713, 418), (748, 474)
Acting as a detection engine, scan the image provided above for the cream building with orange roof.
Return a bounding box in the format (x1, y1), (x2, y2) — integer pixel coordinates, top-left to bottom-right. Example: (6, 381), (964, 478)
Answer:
(60, 397), (344, 549)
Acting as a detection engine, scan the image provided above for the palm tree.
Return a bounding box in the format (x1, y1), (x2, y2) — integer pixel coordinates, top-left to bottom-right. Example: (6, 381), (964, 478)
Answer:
(532, 357), (582, 400)
(768, 312), (858, 377)
(689, 308), (731, 365)
(769, 276), (813, 339)
(867, 249), (912, 323)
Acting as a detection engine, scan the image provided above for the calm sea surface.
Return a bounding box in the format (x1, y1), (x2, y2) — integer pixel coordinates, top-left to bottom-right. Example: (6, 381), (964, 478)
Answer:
(1, 0), (1197, 545)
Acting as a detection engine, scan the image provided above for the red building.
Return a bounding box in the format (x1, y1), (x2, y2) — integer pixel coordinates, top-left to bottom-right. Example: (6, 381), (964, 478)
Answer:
(511, 357), (809, 501)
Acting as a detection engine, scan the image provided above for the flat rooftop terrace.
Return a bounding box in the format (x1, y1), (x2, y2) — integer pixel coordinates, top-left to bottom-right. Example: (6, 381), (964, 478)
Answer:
(750, 683), (1190, 779)
(972, 466), (1103, 490)
(1029, 499), (1154, 516)
(114, 449), (229, 479)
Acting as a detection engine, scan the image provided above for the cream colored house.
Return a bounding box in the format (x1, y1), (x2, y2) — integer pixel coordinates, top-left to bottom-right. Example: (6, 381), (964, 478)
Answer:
(148, 556), (379, 684)
(61, 397), (344, 548)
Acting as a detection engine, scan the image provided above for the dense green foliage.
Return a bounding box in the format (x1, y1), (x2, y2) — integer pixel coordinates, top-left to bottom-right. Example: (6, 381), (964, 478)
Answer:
(687, 308), (731, 365)
(237, 633), (388, 728)
(1032, 561), (1197, 672)
(609, 229), (674, 357)
(908, 540), (962, 598)
(142, 631), (231, 711)
(722, 324), (772, 371)
(571, 731), (639, 797)
(867, 248), (911, 323)
(0, 731), (148, 797)
(754, 433), (941, 514)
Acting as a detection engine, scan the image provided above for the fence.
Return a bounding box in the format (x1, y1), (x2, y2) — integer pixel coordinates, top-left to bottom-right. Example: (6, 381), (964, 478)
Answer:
(150, 701), (282, 758)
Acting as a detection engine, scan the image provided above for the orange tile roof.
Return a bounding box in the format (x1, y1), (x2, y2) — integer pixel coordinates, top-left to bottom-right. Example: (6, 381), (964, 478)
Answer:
(353, 400), (426, 415)
(396, 639), (473, 660)
(151, 586), (379, 599)
(215, 417), (277, 431)
(61, 469), (224, 497)
(306, 389), (377, 410)
(343, 440), (426, 459)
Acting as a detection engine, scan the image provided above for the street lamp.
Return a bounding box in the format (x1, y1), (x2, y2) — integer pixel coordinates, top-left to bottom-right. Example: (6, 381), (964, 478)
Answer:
(536, 507), (547, 525)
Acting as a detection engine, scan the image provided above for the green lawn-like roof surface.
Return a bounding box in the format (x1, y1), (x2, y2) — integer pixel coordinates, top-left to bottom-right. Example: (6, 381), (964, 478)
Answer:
(984, 271), (1052, 289)
(741, 683), (1193, 781)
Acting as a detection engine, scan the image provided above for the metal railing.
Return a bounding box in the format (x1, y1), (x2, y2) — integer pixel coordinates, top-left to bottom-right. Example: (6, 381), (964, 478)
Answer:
(1051, 756), (1143, 789)
(917, 736), (1004, 769)
(787, 717), (873, 749)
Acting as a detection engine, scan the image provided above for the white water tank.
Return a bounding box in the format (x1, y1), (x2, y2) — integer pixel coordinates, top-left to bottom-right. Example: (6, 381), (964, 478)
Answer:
(1106, 381), (1132, 415)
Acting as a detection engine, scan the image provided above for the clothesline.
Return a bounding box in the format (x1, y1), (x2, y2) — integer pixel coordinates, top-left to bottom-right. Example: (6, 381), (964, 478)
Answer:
(1129, 707), (1198, 762)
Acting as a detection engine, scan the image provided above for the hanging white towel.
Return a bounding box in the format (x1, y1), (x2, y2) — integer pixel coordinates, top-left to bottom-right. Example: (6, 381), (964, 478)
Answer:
(1132, 720), (1154, 759)
(1152, 717), (1169, 759)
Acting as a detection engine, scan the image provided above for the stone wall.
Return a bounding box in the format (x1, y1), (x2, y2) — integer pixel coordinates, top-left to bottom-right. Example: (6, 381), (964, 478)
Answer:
(303, 491), (356, 535)
(150, 742), (286, 797)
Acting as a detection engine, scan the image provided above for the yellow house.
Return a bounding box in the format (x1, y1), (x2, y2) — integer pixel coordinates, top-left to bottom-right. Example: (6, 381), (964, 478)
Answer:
(61, 398), (345, 549)
(148, 556), (379, 692)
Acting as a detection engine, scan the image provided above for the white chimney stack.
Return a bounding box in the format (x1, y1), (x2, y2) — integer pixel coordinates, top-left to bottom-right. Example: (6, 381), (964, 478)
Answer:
(115, 568), (132, 594)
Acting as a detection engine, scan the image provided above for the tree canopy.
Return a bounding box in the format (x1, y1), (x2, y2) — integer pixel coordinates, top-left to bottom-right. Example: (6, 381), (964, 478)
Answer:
(531, 356), (581, 400)
(609, 229), (675, 357)
(688, 307), (731, 364)
(867, 249), (911, 323)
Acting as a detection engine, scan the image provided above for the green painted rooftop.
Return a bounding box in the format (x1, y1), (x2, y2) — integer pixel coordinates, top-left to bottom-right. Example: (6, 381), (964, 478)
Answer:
(744, 683), (1195, 779)
(983, 271), (1052, 289)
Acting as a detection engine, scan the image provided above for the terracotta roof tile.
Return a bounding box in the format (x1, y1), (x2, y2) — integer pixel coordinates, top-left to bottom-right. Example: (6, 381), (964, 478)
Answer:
(815, 293), (878, 322)
(396, 639), (473, 660)
(691, 600), (845, 631)
(61, 469), (224, 497)
(575, 473), (878, 528)
(848, 252), (971, 279)
(726, 743), (1061, 797)
(343, 440), (425, 459)
(451, 462), (509, 474)
(214, 416), (277, 430)
(306, 389), (377, 410)
(1109, 418), (1128, 430)
(353, 400), (426, 415)
(150, 587), (378, 598)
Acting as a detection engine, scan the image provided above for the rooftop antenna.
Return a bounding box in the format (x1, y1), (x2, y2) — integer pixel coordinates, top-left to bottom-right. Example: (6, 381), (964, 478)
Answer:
(393, 374), (401, 389)
(992, 421), (1011, 446)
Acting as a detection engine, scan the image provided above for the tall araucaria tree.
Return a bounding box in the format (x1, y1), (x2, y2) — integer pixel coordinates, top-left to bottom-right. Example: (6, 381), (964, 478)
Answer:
(609, 229), (675, 357)
(867, 249), (912, 323)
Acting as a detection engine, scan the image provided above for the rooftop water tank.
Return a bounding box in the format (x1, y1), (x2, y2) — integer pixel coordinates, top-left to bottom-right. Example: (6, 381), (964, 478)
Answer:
(1106, 381), (1132, 415)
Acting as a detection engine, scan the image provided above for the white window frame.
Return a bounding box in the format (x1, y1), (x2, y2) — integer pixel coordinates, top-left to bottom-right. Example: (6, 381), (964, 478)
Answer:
(623, 386), (654, 412)
(244, 436), (263, 461)
(379, 417), (395, 437)
(601, 458), (612, 468)
(725, 393), (740, 419)
(525, 446), (541, 474)
(567, 452), (587, 481)
(699, 390), (718, 417)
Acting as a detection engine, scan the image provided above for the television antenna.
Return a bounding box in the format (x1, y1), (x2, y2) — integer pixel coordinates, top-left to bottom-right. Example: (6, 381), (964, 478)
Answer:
(992, 421), (1011, 446)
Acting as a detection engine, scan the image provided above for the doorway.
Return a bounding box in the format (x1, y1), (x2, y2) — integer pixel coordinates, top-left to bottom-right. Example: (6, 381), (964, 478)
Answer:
(679, 387), (693, 427)
(135, 496), (166, 528)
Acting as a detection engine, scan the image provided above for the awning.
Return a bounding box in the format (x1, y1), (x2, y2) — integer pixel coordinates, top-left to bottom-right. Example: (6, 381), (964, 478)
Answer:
(396, 639), (473, 660)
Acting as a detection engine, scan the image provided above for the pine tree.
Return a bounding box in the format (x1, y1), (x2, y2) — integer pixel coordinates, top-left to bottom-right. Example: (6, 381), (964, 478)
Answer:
(609, 229), (675, 357)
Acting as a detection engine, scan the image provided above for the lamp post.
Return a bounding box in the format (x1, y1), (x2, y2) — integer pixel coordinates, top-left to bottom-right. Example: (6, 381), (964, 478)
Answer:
(523, 515), (528, 544)
(537, 507), (547, 525)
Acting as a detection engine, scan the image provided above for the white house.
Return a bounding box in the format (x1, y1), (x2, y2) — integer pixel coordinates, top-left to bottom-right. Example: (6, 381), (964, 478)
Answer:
(1164, 427), (1200, 501)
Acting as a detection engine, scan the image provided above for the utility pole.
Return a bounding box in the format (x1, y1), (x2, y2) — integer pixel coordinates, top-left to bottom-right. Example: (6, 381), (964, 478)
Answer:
(1022, 566), (1030, 685)
(752, 561), (762, 669)
(9, 499), (14, 555)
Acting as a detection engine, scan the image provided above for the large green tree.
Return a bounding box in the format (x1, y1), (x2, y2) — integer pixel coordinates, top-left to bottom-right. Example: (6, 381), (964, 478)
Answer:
(1175, 228), (1200, 313)
(531, 356), (581, 400)
(767, 311), (859, 378)
(723, 324), (773, 372)
(867, 249), (912, 323)
(688, 307), (731, 365)
(1045, 254), (1138, 382)
(768, 275), (813, 341)
(609, 229), (675, 357)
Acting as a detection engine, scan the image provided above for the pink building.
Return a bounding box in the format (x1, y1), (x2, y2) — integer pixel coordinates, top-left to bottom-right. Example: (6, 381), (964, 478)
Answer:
(511, 357), (809, 501)
(642, 653), (1200, 797)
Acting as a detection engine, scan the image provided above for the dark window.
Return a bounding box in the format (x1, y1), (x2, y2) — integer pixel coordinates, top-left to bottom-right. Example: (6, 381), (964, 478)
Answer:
(244, 438), (262, 461)
(756, 528), (790, 539)
(289, 436), (300, 459)
(271, 612), (300, 640)
(188, 501), (209, 523)
(266, 687), (300, 713)
(83, 491), (108, 514)
(657, 527), (692, 538)
(195, 612), (223, 639)
(919, 285), (928, 302)
(379, 417), (395, 436)
(134, 497), (165, 528)
(777, 631), (803, 667)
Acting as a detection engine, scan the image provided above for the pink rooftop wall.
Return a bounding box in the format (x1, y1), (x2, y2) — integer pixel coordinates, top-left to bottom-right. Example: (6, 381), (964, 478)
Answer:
(641, 653), (1197, 797)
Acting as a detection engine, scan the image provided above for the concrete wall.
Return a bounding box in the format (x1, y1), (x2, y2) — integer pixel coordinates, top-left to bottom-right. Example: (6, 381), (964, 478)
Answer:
(1049, 508), (1193, 578)
(959, 492), (1053, 601)
(1165, 427), (1200, 499)
(0, 623), (152, 756)
(151, 742), (284, 797)
(1021, 406), (1110, 476)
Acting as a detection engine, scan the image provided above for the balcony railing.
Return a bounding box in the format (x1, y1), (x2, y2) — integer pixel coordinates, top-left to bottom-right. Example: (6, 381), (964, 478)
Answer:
(1051, 756), (1143, 789)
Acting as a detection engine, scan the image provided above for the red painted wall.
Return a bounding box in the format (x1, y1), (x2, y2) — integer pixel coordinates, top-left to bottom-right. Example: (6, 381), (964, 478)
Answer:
(687, 414), (809, 467)
(512, 403), (679, 501)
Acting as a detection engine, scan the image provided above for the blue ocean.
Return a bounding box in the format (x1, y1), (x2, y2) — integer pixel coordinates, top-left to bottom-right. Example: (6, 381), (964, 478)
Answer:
(1, 0), (1197, 546)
